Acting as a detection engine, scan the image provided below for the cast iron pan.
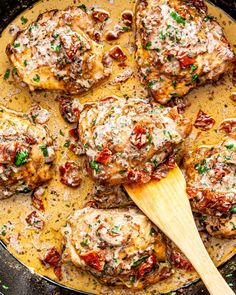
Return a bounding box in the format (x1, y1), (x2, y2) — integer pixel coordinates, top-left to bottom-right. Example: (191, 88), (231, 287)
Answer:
(0, 1), (235, 294)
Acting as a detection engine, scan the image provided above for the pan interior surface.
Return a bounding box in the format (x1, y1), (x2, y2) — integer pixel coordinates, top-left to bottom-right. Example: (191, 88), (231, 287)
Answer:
(0, 0), (235, 294)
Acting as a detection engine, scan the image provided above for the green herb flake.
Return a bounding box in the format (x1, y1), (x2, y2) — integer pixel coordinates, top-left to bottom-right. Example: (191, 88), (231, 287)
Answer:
(111, 225), (120, 234)
(172, 80), (177, 88)
(230, 206), (236, 214)
(122, 26), (130, 31)
(159, 31), (166, 40)
(194, 159), (210, 174)
(163, 130), (172, 140)
(130, 275), (137, 284)
(78, 4), (87, 12)
(80, 239), (89, 247)
(3, 69), (10, 80)
(192, 74), (199, 82)
(148, 80), (157, 89)
(12, 67), (17, 74)
(2, 284), (9, 290)
(84, 143), (89, 148)
(13, 42), (20, 48)
(39, 144), (49, 157)
(230, 222), (236, 230)
(190, 64), (198, 73)
(51, 43), (61, 53)
(15, 151), (29, 167)
(147, 133), (152, 144)
(132, 255), (149, 268)
(33, 74), (40, 83)
(204, 15), (214, 22)
(170, 11), (186, 25)
(144, 41), (152, 50)
(225, 143), (234, 150)
(64, 140), (71, 148)
(24, 60), (29, 67)
(59, 129), (65, 136)
(150, 227), (156, 236)
(119, 170), (127, 175)
(0, 225), (7, 236)
(21, 16), (28, 24)
(90, 160), (100, 173)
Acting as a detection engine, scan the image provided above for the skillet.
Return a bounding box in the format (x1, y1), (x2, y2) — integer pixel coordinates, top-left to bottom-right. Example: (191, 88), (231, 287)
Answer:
(0, 0), (235, 294)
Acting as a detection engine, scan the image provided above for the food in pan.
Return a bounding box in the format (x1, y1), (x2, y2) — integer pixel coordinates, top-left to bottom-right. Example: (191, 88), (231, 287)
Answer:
(183, 135), (236, 238)
(78, 96), (192, 185)
(136, 0), (235, 104)
(0, 0), (236, 294)
(0, 106), (55, 199)
(62, 207), (173, 289)
(6, 6), (111, 94)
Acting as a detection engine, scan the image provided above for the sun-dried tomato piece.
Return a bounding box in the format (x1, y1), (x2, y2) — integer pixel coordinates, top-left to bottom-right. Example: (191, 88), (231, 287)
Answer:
(80, 251), (104, 271)
(106, 31), (120, 41)
(219, 118), (236, 134)
(136, 254), (157, 277)
(59, 98), (81, 123)
(194, 110), (215, 131)
(171, 250), (193, 271)
(41, 247), (61, 267)
(178, 55), (196, 68)
(92, 9), (110, 22)
(32, 187), (45, 211)
(69, 127), (79, 141)
(130, 124), (148, 149)
(128, 169), (150, 184)
(152, 156), (176, 180)
(121, 10), (133, 27)
(109, 46), (127, 62)
(95, 148), (112, 165)
(26, 211), (44, 230)
(59, 161), (81, 188)
(54, 265), (62, 280)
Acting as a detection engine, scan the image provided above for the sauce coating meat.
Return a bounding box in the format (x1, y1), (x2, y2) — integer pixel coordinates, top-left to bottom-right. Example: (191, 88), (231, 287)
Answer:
(6, 7), (111, 94)
(183, 135), (236, 238)
(136, 0), (235, 104)
(0, 106), (55, 199)
(78, 96), (191, 185)
(62, 207), (172, 289)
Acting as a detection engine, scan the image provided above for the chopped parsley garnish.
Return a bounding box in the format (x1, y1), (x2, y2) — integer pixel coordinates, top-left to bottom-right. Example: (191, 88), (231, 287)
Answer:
(2, 284), (9, 290)
(78, 4), (87, 12)
(159, 31), (166, 40)
(230, 222), (236, 230)
(147, 133), (152, 144)
(13, 42), (20, 48)
(3, 69), (10, 80)
(21, 16), (28, 24)
(51, 43), (61, 53)
(19, 187), (31, 193)
(163, 130), (172, 140)
(64, 140), (71, 148)
(194, 159), (210, 174)
(144, 41), (152, 50)
(80, 239), (89, 247)
(84, 143), (89, 148)
(225, 143), (234, 150)
(119, 170), (127, 175)
(33, 74), (40, 83)
(90, 160), (100, 173)
(204, 15), (214, 22)
(153, 157), (158, 168)
(190, 64), (198, 73)
(172, 80), (177, 88)
(230, 206), (236, 214)
(12, 67), (17, 74)
(122, 26), (130, 31)
(39, 144), (49, 157)
(59, 129), (64, 136)
(192, 74), (199, 82)
(132, 255), (149, 268)
(111, 225), (120, 234)
(148, 80), (157, 89)
(24, 60), (29, 66)
(170, 11), (186, 25)
(15, 151), (29, 166)
(0, 225), (7, 236)
(224, 156), (232, 161)
(130, 276), (137, 284)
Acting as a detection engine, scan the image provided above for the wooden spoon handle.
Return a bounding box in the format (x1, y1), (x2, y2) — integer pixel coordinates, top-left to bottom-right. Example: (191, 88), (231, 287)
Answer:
(125, 166), (234, 295)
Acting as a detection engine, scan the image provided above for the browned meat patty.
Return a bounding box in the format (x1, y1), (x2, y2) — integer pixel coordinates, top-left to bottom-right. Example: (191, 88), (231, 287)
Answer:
(0, 106), (56, 199)
(6, 7), (111, 94)
(136, 0), (235, 104)
(183, 136), (236, 238)
(61, 207), (173, 289)
(78, 96), (192, 185)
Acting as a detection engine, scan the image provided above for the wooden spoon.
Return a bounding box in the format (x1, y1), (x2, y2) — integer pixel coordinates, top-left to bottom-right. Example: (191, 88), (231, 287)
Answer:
(125, 165), (234, 295)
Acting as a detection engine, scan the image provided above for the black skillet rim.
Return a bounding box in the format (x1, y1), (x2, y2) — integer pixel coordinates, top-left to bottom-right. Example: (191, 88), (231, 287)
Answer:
(0, 0), (235, 294)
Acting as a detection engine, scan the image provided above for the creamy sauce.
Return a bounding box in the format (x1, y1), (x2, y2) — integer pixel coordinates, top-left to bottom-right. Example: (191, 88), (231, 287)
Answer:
(0, 0), (235, 294)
